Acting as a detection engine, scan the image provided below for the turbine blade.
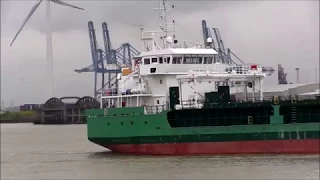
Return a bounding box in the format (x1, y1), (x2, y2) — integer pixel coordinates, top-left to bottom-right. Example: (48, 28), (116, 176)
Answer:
(50, 0), (84, 10)
(10, 0), (43, 47)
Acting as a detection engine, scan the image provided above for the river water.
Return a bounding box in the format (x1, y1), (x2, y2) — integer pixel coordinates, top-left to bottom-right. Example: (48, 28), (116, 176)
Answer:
(1, 124), (319, 179)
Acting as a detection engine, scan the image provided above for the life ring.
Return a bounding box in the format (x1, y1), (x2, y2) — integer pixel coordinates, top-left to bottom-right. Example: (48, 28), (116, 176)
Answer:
(251, 64), (258, 70)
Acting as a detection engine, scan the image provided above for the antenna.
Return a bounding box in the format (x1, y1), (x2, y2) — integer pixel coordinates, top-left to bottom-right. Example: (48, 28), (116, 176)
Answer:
(153, 0), (176, 48)
(134, 24), (144, 51)
(295, 68), (300, 84)
(306, 73), (308, 83)
(315, 68), (318, 83)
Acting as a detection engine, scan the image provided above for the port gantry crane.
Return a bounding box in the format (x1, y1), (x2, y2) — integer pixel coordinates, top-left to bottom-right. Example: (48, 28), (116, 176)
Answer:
(74, 21), (140, 99)
(201, 20), (275, 77)
(278, 64), (289, 84)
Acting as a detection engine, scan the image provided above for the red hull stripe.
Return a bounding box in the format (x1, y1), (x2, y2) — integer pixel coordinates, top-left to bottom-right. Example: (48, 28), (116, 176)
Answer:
(105, 139), (320, 155)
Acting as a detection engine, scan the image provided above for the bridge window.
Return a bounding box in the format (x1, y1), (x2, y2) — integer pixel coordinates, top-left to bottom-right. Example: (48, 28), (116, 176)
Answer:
(203, 57), (213, 64)
(152, 58), (158, 63)
(159, 57), (163, 64)
(167, 57), (171, 64)
(193, 56), (203, 64)
(183, 56), (193, 64)
(173, 57), (182, 64)
(173, 57), (177, 64)
(182, 55), (203, 64)
(144, 58), (150, 64)
(213, 54), (219, 63)
(177, 57), (182, 64)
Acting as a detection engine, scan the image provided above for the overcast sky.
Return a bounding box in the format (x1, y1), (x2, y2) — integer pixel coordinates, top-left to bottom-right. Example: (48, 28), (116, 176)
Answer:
(1, 0), (319, 106)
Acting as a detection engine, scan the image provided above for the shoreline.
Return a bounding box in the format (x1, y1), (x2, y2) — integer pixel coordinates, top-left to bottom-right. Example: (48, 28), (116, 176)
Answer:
(0, 119), (35, 124)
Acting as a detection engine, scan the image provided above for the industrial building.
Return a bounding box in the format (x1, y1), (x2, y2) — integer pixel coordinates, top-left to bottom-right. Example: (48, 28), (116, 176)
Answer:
(234, 82), (320, 101)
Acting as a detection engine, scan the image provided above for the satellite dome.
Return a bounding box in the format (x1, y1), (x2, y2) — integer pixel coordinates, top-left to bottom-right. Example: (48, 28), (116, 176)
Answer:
(206, 37), (213, 43)
(166, 36), (173, 43)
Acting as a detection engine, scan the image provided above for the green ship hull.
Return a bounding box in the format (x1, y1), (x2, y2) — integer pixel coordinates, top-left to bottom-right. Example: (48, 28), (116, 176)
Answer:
(87, 98), (320, 155)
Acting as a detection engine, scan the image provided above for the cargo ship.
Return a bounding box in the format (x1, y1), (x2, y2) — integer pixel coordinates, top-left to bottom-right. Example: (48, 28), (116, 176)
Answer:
(86, 0), (320, 155)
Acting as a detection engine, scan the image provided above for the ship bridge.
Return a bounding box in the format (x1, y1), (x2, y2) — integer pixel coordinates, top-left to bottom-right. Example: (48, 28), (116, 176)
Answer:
(137, 48), (218, 57)
(132, 48), (229, 75)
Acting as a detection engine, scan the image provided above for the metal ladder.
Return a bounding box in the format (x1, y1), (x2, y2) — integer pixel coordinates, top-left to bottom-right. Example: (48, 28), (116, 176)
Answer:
(291, 106), (297, 123)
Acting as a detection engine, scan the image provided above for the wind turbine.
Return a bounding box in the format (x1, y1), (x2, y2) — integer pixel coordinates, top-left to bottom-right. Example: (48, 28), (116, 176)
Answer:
(10, 0), (84, 99)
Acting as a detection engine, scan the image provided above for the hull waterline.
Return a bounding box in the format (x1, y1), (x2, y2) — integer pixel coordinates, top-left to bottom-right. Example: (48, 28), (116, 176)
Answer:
(103, 139), (320, 155)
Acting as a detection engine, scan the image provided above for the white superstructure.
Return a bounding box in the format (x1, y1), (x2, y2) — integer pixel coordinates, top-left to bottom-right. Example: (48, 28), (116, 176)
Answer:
(99, 0), (267, 110)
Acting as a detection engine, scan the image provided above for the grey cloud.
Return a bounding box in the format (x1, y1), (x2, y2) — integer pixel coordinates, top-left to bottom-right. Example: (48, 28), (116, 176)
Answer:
(4, 1), (218, 34)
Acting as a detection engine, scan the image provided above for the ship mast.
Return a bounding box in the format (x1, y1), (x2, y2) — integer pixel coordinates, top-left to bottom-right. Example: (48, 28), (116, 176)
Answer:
(139, 0), (176, 51)
(154, 0), (176, 48)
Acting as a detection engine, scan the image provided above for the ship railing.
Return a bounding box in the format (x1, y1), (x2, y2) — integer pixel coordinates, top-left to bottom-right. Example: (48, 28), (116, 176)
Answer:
(101, 87), (152, 97)
(168, 112), (319, 126)
(192, 65), (260, 75)
(144, 104), (169, 114)
(175, 100), (205, 109)
(175, 94), (319, 110)
(235, 94), (320, 103)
